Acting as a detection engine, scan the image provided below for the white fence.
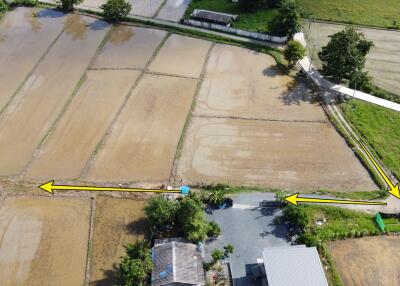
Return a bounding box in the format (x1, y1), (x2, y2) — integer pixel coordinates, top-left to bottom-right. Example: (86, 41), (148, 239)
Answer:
(183, 19), (288, 43)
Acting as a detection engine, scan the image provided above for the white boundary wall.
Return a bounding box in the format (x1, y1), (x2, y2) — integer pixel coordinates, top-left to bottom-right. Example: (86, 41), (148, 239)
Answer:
(183, 19), (288, 43)
(294, 32), (400, 112)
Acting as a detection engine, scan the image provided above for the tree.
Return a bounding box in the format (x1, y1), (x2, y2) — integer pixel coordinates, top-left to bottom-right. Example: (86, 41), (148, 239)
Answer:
(284, 40), (306, 67)
(318, 26), (374, 83)
(144, 196), (177, 231)
(120, 240), (152, 286)
(177, 193), (209, 243)
(102, 0), (131, 23)
(238, 0), (264, 12)
(271, 0), (302, 38)
(0, 1), (7, 15)
(60, 0), (79, 11)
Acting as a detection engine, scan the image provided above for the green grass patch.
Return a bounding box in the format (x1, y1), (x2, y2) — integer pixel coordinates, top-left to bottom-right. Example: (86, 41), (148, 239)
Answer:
(341, 99), (400, 181)
(184, 0), (279, 33)
(313, 189), (387, 201)
(298, 0), (400, 29)
(284, 204), (382, 246)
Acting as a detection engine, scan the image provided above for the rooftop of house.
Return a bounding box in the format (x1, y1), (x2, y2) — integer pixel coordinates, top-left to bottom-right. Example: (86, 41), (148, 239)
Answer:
(151, 241), (206, 286)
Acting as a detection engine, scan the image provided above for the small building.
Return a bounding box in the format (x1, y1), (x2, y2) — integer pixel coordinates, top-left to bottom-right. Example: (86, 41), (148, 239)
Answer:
(254, 245), (328, 286)
(190, 9), (238, 26)
(151, 240), (206, 286)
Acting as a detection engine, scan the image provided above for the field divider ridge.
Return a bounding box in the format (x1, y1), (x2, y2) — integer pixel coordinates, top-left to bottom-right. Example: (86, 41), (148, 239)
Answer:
(84, 196), (97, 286)
(192, 114), (329, 124)
(19, 26), (114, 179)
(78, 32), (172, 179)
(168, 42), (215, 185)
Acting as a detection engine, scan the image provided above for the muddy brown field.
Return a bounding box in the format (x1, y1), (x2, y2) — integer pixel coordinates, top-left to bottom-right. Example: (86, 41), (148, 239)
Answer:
(89, 196), (147, 286)
(305, 21), (400, 96)
(92, 25), (166, 69)
(175, 117), (377, 191)
(0, 197), (90, 286)
(26, 70), (141, 179)
(148, 34), (212, 78)
(329, 236), (400, 286)
(0, 8), (65, 112)
(194, 44), (326, 121)
(85, 74), (197, 183)
(0, 14), (109, 176)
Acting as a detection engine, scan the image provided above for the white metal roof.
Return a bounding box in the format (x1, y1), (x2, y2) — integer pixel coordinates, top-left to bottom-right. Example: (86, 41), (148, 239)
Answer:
(262, 246), (328, 286)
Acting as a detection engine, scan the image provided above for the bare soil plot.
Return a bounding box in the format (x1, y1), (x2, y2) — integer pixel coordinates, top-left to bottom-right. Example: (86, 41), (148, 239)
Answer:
(155, 0), (192, 22)
(0, 197), (90, 286)
(26, 70), (140, 179)
(148, 34), (212, 78)
(89, 196), (147, 286)
(0, 15), (109, 176)
(195, 44), (326, 121)
(0, 7), (65, 112)
(329, 236), (400, 286)
(85, 74), (197, 183)
(305, 21), (400, 95)
(176, 117), (377, 191)
(92, 25), (166, 69)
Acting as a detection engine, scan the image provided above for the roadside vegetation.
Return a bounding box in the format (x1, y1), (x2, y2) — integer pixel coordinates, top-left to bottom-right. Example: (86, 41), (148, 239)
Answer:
(102, 0), (131, 22)
(282, 204), (400, 285)
(341, 99), (400, 181)
(298, 0), (400, 29)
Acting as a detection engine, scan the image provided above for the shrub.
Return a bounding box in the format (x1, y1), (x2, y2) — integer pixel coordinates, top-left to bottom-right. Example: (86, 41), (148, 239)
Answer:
(207, 221), (221, 238)
(211, 249), (225, 263)
(208, 189), (226, 205)
(60, 0), (79, 11)
(102, 0), (131, 23)
(284, 40), (307, 67)
(0, 0), (7, 14)
(224, 244), (234, 256)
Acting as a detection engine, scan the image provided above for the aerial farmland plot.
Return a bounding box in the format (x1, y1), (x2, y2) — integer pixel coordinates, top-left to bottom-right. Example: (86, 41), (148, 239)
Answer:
(0, 5), (386, 285)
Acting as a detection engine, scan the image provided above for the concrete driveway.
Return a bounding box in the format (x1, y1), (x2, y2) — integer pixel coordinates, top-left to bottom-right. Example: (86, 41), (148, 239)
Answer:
(205, 192), (290, 286)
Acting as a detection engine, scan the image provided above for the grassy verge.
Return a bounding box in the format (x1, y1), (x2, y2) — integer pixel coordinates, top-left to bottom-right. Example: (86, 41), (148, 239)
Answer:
(340, 99), (400, 181)
(298, 0), (400, 29)
(184, 0), (279, 33)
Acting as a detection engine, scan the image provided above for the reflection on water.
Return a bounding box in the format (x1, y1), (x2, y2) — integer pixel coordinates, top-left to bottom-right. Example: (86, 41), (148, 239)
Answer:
(25, 10), (43, 32)
(109, 25), (134, 45)
(64, 14), (88, 40)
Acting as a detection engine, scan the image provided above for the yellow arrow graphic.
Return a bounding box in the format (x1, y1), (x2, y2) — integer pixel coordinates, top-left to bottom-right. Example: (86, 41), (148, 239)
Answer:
(39, 181), (183, 194)
(284, 193), (387, 206)
(359, 140), (400, 199)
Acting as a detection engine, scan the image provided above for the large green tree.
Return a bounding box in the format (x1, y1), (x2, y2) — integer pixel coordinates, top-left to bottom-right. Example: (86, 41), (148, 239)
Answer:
(144, 196), (177, 231)
(318, 26), (374, 84)
(284, 39), (307, 67)
(271, 0), (302, 38)
(120, 240), (152, 286)
(102, 0), (132, 23)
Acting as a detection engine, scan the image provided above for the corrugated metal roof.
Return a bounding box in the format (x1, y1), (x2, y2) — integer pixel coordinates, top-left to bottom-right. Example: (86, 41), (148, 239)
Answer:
(151, 241), (206, 286)
(262, 246), (328, 286)
(191, 9), (237, 25)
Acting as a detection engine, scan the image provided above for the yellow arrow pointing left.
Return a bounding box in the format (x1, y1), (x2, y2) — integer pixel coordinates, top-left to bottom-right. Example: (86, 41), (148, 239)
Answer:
(284, 193), (387, 206)
(39, 181), (182, 194)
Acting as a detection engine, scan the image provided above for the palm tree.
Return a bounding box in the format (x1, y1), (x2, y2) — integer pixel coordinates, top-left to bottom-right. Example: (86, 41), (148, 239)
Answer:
(208, 189), (226, 206)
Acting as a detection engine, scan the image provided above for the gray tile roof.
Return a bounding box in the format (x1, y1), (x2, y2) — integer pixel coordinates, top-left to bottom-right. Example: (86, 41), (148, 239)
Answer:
(152, 241), (206, 286)
(262, 246), (328, 286)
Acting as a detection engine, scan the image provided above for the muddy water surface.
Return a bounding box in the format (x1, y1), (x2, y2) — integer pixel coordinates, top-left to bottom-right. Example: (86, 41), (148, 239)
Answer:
(26, 70), (140, 179)
(0, 14), (109, 176)
(93, 25), (166, 69)
(0, 8), (65, 112)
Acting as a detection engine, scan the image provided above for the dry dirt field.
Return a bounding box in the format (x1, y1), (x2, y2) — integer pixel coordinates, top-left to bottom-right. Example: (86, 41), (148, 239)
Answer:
(89, 196), (147, 286)
(79, 0), (164, 17)
(175, 44), (377, 191)
(304, 21), (400, 96)
(0, 197), (90, 286)
(329, 236), (400, 286)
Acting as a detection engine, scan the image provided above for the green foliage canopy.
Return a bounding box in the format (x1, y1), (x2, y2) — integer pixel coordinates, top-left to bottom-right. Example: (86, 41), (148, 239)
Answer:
(284, 40), (307, 67)
(102, 0), (132, 22)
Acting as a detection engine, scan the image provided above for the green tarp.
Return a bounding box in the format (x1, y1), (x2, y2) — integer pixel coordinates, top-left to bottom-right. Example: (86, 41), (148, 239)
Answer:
(375, 212), (386, 231)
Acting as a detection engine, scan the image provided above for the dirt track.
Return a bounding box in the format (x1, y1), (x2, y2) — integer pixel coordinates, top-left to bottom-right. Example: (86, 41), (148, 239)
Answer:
(329, 236), (400, 286)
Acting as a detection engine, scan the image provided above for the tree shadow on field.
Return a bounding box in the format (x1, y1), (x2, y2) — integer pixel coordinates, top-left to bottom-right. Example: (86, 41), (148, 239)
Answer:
(124, 217), (149, 237)
(89, 263), (120, 286)
(262, 66), (280, 78)
(279, 80), (320, 106)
